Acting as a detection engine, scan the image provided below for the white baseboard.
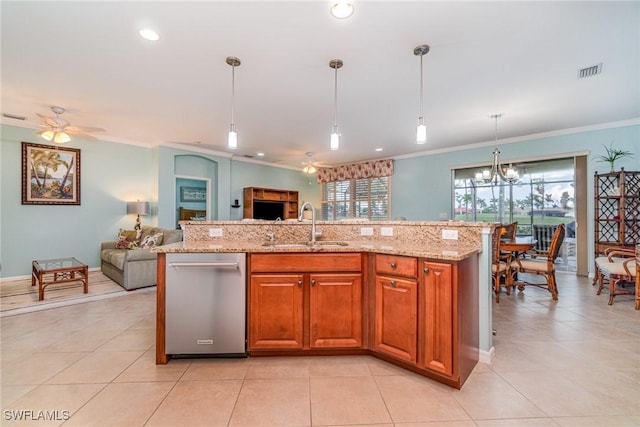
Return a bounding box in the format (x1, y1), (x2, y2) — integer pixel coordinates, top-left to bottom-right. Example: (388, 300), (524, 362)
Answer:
(479, 346), (495, 364)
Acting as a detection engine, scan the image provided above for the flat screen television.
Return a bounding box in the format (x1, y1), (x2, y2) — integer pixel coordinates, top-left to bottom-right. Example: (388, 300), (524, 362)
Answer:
(253, 201), (285, 220)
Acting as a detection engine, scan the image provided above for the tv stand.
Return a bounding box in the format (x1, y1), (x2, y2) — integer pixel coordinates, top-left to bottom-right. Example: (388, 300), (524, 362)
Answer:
(243, 187), (299, 220)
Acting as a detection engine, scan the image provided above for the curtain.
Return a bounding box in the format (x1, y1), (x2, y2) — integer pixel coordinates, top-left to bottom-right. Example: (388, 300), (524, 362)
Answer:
(317, 159), (393, 183)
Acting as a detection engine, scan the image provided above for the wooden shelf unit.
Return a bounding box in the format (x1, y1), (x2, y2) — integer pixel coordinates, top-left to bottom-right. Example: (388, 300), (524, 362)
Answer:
(243, 187), (299, 220)
(594, 168), (640, 256)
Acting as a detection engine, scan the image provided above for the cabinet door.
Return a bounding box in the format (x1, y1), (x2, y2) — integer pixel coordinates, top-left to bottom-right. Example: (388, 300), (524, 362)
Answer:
(422, 261), (454, 376)
(374, 275), (418, 362)
(309, 273), (362, 348)
(249, 274), (304, 350)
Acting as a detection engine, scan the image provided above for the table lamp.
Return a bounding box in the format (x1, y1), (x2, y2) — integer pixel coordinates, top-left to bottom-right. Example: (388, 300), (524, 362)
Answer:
(126, 201), (150, 230)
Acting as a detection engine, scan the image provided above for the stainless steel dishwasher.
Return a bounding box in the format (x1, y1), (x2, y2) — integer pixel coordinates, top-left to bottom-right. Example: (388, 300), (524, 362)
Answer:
(165, 252), (247, 357)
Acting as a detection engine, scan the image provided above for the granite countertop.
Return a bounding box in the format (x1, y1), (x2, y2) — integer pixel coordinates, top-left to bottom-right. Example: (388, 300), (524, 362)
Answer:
(153, 239), (480, 261)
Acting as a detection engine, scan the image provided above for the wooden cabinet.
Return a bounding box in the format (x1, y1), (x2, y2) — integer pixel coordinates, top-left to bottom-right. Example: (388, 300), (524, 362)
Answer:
(309, 273), (362, 348)
(248, 253), (362, 351)
(421, 260), (453, 376)
(374, 255), (418, 362)
(594, 169), (640, 256)
(419, 257), (479, 387)
(249, 274), (304, 349)
(243, 187), (299, 220)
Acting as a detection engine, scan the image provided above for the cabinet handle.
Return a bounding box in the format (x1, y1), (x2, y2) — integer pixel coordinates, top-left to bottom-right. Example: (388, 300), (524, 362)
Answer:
(311, 279), (316, 286)
(390, 280), (396, 287)
(297, 280), (303, 287)
(390, 262), (397, 269)
(423, 267), (429, 273)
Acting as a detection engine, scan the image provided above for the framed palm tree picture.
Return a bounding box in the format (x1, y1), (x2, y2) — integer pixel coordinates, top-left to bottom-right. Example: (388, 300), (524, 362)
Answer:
(22, 142), (81, 205)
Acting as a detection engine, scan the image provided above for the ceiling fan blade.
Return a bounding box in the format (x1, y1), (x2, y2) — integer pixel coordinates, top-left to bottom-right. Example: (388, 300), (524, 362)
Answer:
(37, 113), (58, 127)
(64, 125), (105, 133)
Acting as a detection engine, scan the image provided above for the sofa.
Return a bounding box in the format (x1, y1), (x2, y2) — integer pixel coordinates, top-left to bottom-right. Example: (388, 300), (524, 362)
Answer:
(101, 226), (183, 290)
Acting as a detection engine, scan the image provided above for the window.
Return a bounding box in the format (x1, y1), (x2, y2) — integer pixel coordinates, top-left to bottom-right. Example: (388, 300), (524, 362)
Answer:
(453, 157), (575, 237)
(321, 176), (390, 220)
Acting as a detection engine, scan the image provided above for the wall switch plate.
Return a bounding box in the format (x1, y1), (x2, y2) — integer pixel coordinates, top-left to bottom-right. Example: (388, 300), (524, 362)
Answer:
(381, 227), (393, 236)
(442, 229), (458, 240)
(360, 227), (374, 236)
(209, 228), (223, 237)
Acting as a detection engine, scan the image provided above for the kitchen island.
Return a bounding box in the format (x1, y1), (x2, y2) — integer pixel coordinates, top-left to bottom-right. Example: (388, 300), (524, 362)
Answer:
(153, 220), (492, 389)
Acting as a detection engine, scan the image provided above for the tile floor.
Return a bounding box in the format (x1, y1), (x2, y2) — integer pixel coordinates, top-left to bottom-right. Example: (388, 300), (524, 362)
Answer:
(1, 273), (638, 426)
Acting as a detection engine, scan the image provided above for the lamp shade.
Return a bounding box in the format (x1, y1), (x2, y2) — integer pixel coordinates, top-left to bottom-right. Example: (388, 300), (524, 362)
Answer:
(126, 201), (150, 215)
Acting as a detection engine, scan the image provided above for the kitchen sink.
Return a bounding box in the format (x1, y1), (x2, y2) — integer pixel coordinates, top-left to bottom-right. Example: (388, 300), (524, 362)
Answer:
(262, 241), (349, 248)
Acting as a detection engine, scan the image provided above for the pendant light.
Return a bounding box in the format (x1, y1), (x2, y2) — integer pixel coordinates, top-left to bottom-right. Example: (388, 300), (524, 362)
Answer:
(414, 44), (430, 144)
(226, 56), (241, 149)
(329, 59), (343, 151)
(475, 114), (519, 185)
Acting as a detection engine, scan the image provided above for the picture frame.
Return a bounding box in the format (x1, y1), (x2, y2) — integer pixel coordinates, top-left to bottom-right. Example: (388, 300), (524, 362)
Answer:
(22, 142), (81, 205)
(180, 186), (206, 202)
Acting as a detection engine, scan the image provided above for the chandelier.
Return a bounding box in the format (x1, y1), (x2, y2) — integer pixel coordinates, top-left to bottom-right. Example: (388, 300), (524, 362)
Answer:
(475, 114), (518, 185)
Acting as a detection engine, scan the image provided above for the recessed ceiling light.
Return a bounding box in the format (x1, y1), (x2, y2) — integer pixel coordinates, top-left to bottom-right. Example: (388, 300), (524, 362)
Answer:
(375, 148), (383, 152)
(139, 28), (160, 41)
(330, 1), (354, 19)
(256, 152), (265, 157)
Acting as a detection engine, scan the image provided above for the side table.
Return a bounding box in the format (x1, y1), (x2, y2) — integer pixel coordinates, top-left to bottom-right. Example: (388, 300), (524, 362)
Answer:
(32, 257), (89, 301)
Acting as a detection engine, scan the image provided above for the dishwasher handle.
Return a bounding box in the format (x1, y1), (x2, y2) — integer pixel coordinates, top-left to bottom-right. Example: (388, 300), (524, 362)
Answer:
(169, 262), (239, 269)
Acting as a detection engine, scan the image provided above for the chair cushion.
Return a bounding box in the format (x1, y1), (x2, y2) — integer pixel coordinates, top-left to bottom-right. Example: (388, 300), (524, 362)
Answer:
(492, 262), (509, 273)
(517, 259), (548, 273)
(115, 229), (141, 249)
(599, 259), (636, 277)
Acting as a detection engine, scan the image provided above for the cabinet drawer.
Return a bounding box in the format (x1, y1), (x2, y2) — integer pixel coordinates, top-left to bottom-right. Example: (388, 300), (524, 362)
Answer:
(251, 253), (361, 273)
(375, 254), (417, 278)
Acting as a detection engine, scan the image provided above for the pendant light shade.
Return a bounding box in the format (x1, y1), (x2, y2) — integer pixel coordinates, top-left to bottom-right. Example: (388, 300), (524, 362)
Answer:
(329, 59), (343, 151)
(414, 44), (430, 144)
(226, 56), (241, 149)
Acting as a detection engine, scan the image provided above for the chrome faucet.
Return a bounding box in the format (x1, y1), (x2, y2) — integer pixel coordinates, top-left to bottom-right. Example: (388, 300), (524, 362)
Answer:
(298, 202), (316, 244)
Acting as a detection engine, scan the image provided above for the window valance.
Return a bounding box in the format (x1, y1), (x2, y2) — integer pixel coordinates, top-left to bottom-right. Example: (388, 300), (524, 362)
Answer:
(317, 159), (393, 183)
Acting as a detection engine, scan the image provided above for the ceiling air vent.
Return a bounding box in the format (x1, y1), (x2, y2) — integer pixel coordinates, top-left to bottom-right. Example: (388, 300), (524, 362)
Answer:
(578, 63), (603, 79)
(2, 112), (26, 120)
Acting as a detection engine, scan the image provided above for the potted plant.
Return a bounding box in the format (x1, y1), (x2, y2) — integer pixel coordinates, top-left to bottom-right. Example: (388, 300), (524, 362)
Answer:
(595, 144), (634, 172)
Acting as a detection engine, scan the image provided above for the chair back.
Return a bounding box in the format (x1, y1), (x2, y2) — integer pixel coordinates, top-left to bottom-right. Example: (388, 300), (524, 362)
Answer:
(491, 226), (502, 264)
(532, 224), (559, 253)
(547, 223), (566, 262)
(501, 222), (518, 241)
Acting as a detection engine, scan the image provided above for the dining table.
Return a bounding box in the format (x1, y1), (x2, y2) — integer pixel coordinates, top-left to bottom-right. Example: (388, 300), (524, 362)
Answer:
(501, 237), (537, 291)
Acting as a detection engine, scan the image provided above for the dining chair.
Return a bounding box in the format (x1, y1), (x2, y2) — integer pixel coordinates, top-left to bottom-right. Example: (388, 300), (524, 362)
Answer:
(530, 224), (559, 257)
(492, 226), (513, 303)
(593, 247), (635, 292)
(595, 248), (637, 306)
(501, 222), (518, 241)
(511, 223), (565, 300)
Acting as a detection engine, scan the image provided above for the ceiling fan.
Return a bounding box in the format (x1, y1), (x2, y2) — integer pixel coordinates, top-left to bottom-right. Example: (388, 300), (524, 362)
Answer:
(302, 152), (321, 174)
(36, 106), (105, 143)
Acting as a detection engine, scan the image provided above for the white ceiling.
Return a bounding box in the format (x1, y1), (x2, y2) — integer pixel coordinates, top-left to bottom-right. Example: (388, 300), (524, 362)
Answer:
(2, 1), (639, 169)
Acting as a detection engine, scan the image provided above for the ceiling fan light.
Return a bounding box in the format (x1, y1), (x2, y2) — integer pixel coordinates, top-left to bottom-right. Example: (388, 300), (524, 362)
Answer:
(303, 165), (317, 174)
(41, 130), (54, 141)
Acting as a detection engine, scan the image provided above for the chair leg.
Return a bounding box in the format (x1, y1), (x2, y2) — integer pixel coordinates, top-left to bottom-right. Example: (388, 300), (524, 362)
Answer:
(596, 270), (605, 295)
(492, 277), (500, 303)
(608, 278), (617, 305)
(544, 272), (558, 301)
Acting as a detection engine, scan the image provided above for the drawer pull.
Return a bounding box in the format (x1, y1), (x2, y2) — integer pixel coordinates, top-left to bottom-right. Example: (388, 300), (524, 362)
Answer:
(297, 280), (303, 287)
(311, 279), (316, 286)
(390, 262), (397, 269)
(390, 280), (396, 287)
(423, 267), (429, 273)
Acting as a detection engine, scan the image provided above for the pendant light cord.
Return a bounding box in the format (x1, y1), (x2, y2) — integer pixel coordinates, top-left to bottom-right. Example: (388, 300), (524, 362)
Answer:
(231, 63), (236, 127)
(333, 64), (338, 128)
(419, 53), (424, 122)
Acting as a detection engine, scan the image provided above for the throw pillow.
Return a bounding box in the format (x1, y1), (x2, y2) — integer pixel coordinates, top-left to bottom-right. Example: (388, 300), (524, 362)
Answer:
(115, 229), (141, 249)
(140, 232), (164, 249)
